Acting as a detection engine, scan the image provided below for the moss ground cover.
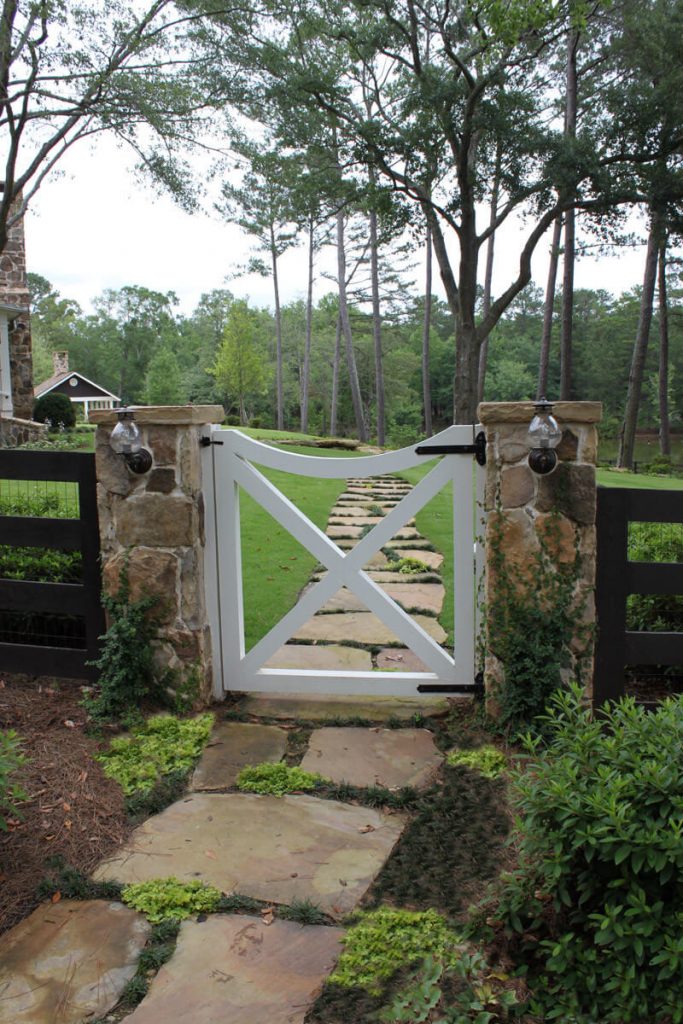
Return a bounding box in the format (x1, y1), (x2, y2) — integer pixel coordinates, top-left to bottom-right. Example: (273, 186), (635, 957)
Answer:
(96, 713), (214, 796)
(121, 878), (222, 922)
(235, 761), (327, 796)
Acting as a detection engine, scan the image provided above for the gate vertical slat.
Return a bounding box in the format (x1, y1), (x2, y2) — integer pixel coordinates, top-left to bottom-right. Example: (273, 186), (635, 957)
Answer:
(452, 451), (475, 682)
(214, 430), (246, 690)
(594, 487), (629, 705)
(77, 451), (106, 670)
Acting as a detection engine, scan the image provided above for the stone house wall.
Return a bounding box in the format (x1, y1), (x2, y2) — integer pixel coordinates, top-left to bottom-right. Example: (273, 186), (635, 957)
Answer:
(0, 201), (34, 421)
(89, 406), (224, 704)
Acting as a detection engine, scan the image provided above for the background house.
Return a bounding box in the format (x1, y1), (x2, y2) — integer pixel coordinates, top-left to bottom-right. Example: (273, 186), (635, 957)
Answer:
(34, 351), (120, 419)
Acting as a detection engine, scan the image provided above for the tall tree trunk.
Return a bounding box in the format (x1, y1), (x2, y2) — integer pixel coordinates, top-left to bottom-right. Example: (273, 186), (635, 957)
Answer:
(270, 222), (284, 430)
(477, 145), (501, 404)
(369, 198), (385, 446)
(658, 234), (671, 456)
(538, 214), (563, 398)
(618, 212), (661, 469)
(301, 217), (314, 434)
(422, 225), (433, 437)
(330, 311), (341, 437)
(336, 208), (368, 441)
(559, 29), (579, 400)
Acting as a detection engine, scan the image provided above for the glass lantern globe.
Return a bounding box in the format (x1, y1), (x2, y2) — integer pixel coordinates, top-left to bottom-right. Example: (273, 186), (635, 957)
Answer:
(528, 400), (562, 450)
(110, 410), (142, 455)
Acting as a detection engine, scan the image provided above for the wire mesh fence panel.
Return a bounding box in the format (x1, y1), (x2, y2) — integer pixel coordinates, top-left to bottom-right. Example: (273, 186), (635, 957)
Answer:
(627, 521), (683, 562)
(0, 478), (80, 518)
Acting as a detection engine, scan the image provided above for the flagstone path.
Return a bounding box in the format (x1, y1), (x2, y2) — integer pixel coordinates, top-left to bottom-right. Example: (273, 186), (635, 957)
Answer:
(0, 473), (455, 1023)
(267, 473), (448, 673)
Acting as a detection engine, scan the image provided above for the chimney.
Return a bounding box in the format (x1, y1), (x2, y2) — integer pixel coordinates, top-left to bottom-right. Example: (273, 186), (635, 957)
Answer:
(53, 351), (69, 375)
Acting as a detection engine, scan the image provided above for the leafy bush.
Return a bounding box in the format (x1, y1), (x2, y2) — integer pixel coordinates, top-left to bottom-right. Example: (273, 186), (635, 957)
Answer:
(224, 413), (240, 425)
(85, 561), (163, 722)
(122, 878), (221, 922)
(446, 746), (506, 779)
(33, 392), (76, 428)
(0, 492), (69, 517)
(0, 730), (26, 830)
(485, 685), (683, 1023)
(96, 713), (214, 795)
(627, 522), (683, 632)
(0, 546), (81, 583)
(329, 908), (461, 994)
(235, 761), (326, 796)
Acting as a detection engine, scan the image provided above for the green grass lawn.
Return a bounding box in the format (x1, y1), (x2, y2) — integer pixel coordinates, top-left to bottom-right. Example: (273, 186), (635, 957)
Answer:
(240, 445), (361, 650)
(597, 468), (683, 490)
(222, 425), (358, 446)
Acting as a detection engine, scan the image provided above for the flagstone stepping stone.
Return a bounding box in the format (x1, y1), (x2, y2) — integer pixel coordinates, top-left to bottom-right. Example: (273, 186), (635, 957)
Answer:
(240, 692), (450, 720)
(301, 727), (443, 790)
(328, 515), (384, 526)
(385, 538), (433, 550)
(264, 643), (372, 670)
(93, 793), (405, 917)
(387, 527), (421, 540)
(383, 582), (445, 615)
(393, 549), (444, 570)
(123, 915), (344, 1024)
(0, 899), (150, 1024)
(326, 524), (365, 538)
(191, 722), (287, 792)
(292, 611), (447, 645)
(376, 648), (432, 672)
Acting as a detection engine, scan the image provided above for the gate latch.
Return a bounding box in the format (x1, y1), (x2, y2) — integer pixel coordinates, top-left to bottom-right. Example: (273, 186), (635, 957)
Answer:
(415, 431), (486, 466)
(199, 437), (224, 447)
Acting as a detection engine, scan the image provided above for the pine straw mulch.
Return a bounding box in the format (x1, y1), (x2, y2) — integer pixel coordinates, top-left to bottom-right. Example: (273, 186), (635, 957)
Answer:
(0, 674), (130, 935)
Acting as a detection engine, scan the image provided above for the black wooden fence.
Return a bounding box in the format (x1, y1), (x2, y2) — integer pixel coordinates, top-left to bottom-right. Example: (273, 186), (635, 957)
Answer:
(0, 450), (105, 679)
(594, 486), (683, 707)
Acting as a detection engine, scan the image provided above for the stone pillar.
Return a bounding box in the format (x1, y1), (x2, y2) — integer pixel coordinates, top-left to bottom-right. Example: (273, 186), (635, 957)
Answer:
(89, 406), (224, 704)
(478, 401), (602, 710)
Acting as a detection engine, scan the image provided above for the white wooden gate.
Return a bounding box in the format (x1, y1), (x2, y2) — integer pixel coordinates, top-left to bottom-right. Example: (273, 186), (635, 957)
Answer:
(202, 424), (485, 699)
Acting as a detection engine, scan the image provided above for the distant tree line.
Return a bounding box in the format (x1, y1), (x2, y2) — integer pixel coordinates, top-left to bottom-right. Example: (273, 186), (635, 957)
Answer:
(29, 274), (683, 449)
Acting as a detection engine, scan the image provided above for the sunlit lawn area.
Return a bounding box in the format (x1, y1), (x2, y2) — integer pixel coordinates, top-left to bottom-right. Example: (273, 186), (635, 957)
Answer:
(597, 467), (683, 490)
(240, 444), (361, 650)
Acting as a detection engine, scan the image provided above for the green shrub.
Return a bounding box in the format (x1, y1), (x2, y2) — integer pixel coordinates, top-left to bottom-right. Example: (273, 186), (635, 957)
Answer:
(249, 416), (262, 428)
(446, 745), (506, 779)
(236, 761), (326, 796)
(33, 392), (76, 428)
(84, 561), (163, 722)
(0, 492), (69, 517)
(486, 684), (683, 1023)
(121, 878), (221, 922)
(96, 713), (214, 796)
(329, 908), (461, 994)
(0, 730), (26, 830)
(225, 413), (240, 426)
(0, 546), (81, 583)
(627, 522), (683, 632)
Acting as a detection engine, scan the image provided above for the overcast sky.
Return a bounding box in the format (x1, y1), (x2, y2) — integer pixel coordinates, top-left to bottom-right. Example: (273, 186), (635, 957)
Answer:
(26, 134), (652, 318)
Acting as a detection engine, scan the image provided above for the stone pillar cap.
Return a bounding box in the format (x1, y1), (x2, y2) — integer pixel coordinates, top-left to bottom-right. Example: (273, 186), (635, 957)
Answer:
(89, 405), (225, 427)
(478, 401), (602, 425)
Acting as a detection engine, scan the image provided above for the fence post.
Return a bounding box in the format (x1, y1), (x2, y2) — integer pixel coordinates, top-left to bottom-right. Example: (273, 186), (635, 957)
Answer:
(477, 401), (602, 712)
(89, 405), (224, 705)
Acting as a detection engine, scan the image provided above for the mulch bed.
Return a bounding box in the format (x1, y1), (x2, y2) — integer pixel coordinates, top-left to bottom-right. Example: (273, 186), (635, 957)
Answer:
(0, 674), (129, 935)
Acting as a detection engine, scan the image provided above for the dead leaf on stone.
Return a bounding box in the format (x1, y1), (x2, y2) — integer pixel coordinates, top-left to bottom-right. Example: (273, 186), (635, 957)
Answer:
(204, 849), (217, 860)
(358, 825), (376, 834)
(51, 891), (61, 903)
(339, 879), (348, 887)
(261, 906), (275, 926)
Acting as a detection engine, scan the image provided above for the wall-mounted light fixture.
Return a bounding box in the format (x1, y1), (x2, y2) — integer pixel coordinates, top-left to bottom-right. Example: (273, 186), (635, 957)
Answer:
(110, 408), (153, 474)
(528, 398), (562, 476)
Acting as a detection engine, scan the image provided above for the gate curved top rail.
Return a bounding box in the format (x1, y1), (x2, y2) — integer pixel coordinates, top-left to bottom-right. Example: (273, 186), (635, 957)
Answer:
(221, 423), (479, 478)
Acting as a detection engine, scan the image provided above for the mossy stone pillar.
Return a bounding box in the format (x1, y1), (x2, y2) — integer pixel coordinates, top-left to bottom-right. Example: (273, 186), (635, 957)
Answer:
(478, 401), (602, 714)
(90, 406), (224, 704)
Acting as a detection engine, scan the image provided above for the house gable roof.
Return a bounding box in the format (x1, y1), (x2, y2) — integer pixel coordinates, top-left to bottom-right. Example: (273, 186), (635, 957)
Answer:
(34, 369), (120, 402)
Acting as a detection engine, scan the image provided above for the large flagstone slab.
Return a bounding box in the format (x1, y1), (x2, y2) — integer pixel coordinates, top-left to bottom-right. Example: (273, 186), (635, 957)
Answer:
(240, 692), (450, 720)
(191, 722), (287, 792)
(303, 583), (444, 616)
(264, 643), (372, 670)
(326, 524), (365, 538)
(376, 648), (431, 672)
(292, 611), (447, 645)
(0, 900), (150, 1024)
(368, 570), (438, 583)
(93, 793), (404, 917)
(301, 727), (443, 790)
(123, 916), (344, 1024)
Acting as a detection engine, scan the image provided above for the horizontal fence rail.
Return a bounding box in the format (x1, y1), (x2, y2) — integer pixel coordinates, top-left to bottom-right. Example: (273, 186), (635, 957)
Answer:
(0, 450), (105, 680)
(594, 486), (683, 706)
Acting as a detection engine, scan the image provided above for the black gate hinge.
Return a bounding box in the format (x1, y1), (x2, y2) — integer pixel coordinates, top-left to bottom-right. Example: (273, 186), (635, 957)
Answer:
(199, 437), (224, 447)
(415, 431), (486, 466)
(417, 672), (485, 699)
